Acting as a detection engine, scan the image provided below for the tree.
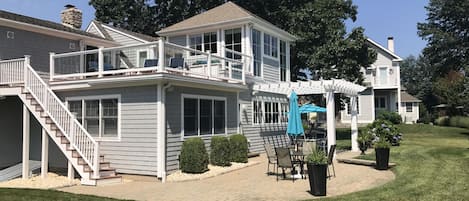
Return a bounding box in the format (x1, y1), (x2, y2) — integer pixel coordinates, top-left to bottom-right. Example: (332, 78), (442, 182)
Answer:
(90, 0), (376, 84)
(434, 70), (469, 115)
(400, 55), (436, 107)
(418, 0), (469, 77)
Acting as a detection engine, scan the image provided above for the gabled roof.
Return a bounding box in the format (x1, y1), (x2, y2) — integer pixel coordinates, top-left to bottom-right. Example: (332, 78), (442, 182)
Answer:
(89, 20), (159, 42)
(366, 38), (403, 61)
(0, 9), (107, 40)
(401, 91), (421, 103)
(157, 2), (296, 40)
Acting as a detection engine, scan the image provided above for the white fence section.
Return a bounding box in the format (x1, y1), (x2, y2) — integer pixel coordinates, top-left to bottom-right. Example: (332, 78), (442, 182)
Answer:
(50, 40), (250, 84)
(0, 57), (101, 179)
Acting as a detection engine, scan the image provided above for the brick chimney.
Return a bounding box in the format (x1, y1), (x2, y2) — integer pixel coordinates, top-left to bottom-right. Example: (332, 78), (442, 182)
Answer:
(61, 4), (82, 29)
(387, 37), (394, 53)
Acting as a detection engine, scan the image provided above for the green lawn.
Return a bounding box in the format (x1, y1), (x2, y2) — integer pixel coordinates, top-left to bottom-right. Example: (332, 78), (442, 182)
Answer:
(0, 188), (124, 201)
(319, 124), (469, 201)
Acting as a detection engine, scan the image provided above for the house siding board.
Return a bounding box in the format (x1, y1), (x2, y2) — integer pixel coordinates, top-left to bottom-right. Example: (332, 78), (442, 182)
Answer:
(0, 25), (79, 73)
(165, 86), (238, 173)
(103, 27), (145, 68)
(238, 90), (289, 153)
(341, 88), (374, 123)
(57, 86), (159, 176)
(168, 35), (187, 46)
(262, 57), (280, 83)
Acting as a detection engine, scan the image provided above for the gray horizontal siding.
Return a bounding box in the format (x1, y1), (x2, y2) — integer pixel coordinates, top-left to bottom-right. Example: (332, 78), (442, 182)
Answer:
(165, 86), (238, 173)
(57, 86), (159, 176)
(0, 25), (80, 73)
(104, 27), (146, 68)
(168, 35), (187, 46)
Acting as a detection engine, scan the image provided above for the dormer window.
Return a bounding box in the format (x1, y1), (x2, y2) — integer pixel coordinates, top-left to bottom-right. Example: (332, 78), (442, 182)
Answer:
(264, 33), (278, 58)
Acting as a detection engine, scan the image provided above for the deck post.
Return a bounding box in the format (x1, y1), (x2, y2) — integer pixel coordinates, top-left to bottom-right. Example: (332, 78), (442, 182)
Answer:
(98, 46), (104, 78)
(158, 38), (165, 72)
(41, 128), (49, 178)
(49, 52), (55, 81)
(157, 83), (168, 182)
(326, 89), (336, 157)
(207, 51), (212, 78)
(67, 161), (74, 181)
(22, 105), (30, 179)
(350, 95), (359, 152)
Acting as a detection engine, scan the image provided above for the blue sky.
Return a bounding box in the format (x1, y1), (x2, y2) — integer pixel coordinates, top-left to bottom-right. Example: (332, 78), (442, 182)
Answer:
(1, 0), (428, 58)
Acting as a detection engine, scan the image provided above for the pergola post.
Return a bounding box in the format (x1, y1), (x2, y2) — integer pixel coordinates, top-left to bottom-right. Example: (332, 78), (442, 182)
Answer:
(41, 128), (49, 178)
(326, 90), (336, 156)
(22, 105), (30, 179)
(350, 96), (359, 152)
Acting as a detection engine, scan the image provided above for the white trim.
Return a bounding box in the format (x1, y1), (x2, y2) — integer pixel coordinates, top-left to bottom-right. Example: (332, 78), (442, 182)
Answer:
(136, 49), (149, 67)
(85, 22), (106, 39)
(181, 94), (228, 140)
(366, 38), (403, 61)
(263, 32), (279, 60)
(65, 94), (122, 142)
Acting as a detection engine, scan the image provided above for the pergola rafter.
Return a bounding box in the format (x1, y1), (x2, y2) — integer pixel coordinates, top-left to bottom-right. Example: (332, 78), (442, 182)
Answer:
(253, 79), (366, 154)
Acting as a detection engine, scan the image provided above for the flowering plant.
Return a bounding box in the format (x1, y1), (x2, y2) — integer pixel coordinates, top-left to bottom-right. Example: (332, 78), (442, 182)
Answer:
(364, 119), (402, 146)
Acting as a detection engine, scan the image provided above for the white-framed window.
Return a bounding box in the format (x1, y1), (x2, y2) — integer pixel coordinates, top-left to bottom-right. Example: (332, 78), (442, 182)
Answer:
(264, 33), (278, 58)
(67, 95), (121, 141)
(406, 103), (413, 112)
(225, 28), (242, 60)
(252, 29), (262, 77)
(280, 40), (287, 81)
(182, 94), (226, 138)
(189, 32), (217, 55)
(137, 50), (148, 67)
(378, 67), (388, 85)
(375, 96), (386, 109)
(253, 100), (263, 124)
(347, 97), (360, 115)
(280, 103), (289, 123)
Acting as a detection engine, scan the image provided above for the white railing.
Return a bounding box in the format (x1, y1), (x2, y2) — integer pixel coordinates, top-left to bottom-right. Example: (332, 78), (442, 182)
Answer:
(50, 39), (250, 84)
(0, 58), (25, 85)
(0, 57), (101, 178)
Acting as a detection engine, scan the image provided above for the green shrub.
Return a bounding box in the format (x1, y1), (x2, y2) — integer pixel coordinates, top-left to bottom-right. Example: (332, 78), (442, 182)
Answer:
(306, 149), (327, 165)
(448, 116), (469, 129)
(376, 110), (402, 124)
(365, 119), (402, 146)
(210, 136), (231, 166)
(435, 116), (449, 126)
(180, 138), (209, 173)
(229, 134), (249, 163)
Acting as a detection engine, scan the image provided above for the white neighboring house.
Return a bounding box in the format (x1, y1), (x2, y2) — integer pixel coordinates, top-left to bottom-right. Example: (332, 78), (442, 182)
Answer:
(400, 88), (421, 124)
(340, 37), (420, 124)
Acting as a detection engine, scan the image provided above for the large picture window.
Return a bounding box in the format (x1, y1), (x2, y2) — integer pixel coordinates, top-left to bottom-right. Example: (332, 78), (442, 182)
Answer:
(253, 100), (288, 125)
(264, 33), (278, 58)
(68, 96), (120, 139)
(189, 32), (217, 55)
(225, 28), (242, 60)
(183, 95), (226, 137)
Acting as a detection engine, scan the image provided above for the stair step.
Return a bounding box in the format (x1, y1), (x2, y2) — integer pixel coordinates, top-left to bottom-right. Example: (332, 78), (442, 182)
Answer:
(26, 94), (34, 99)
(50, 124), (59, 131)
(95, 176), (122, 186)
(45, 118), (53, 124)
(56, 131), (64, 138)
(78, 159), (111, 169)
(60, 136), (69, 144)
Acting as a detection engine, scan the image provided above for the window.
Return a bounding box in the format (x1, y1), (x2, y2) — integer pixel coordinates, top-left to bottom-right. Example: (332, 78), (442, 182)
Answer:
(138, 50), (148, 67)
(280, 103), (289, 123)
(189, 35), (202, 55)
(67, 96), (120, 139)
(264, 33), (278, 58)
(189, 32), (217, 55)
(264, 102), (272, 123)
(183, 95), (226, 137)
(252, 29), (262, 77)
(225, 28), (242, 60)
(375, 97), (386, 109)
(379, 67), (388, 85)
(253, 100), (263, 124)
(406, 103), (413, 112)
(347, 97), (360, 114)
(280, 40), (287, 81)
(272, 102), (279, 123)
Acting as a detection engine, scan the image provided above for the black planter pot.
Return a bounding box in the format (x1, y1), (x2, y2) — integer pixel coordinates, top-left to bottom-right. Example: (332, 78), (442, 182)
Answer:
(375, 148), (390, 170)
(307, 163), (327, 196)
(359, 142), (368, 155)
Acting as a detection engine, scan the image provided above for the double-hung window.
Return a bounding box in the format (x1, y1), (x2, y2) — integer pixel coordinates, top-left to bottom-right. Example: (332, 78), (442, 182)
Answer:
(68, 96), (120, 140)
(280, 103), (289, 123)
(183, 95), (226, 137)
(253, 100), (287, 124)
(189, 32), (217, 56)
(406, 103), (413, 112)
(264, 33), (278, 58)
(253, 100), (263, 124)
(225, 28), (242, 60)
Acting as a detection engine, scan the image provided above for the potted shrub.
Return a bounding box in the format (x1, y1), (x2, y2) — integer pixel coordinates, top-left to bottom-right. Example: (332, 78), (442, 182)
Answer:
(357, 130), (372, 155)
(374, 138), (391, 170)
(306, 149), (328, 196)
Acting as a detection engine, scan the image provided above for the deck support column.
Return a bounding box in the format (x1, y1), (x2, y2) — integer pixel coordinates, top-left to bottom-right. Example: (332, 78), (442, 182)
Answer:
(157, 83), (168, 182)
(326, 90), (336, 157)
(68, 162), (74, 181)
(41, 128), (49, 178)
(22, 105), (30, 179)
(350, 96), (359, 152)
(158, 38), (165, 72)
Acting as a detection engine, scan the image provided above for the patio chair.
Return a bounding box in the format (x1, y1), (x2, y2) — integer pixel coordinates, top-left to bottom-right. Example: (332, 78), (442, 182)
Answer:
(169, 57), (185, 69)
(144, 59), (158, 67)
(264, 143), (277, 174)
(275, 147), (303, 182)
(327, 144), (336, 178)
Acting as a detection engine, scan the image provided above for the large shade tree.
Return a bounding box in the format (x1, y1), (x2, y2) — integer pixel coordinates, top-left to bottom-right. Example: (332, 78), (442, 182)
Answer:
(90, 0), (376, 84)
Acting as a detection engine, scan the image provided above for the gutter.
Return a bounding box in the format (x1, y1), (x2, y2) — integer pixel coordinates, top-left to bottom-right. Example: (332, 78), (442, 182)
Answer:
(157, 83), (171, 182)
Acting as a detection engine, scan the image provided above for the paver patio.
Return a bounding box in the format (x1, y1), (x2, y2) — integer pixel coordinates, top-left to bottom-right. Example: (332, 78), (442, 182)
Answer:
(60, 153), (394, 201)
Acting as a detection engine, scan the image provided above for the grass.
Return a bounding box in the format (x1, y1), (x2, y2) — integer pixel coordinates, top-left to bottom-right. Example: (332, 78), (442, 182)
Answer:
(0, 188), (125, 201)
(317, 124), (469, 201)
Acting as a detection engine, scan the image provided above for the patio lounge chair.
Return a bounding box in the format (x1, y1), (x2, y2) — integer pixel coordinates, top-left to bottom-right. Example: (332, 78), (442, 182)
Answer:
(264, 143), (277, 174)
(169, 57), (185, 69)
(144, 59), (158, 67)
(327, 144), (336, 178)
(275, 147), (303, 182)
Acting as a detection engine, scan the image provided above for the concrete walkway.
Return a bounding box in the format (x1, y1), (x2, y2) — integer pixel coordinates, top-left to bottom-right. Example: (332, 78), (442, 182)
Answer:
(60, 152), (394, 201)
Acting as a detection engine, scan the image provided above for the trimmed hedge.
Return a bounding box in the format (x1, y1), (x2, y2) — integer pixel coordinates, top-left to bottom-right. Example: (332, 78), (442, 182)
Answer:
(376, 110), (402, 124)
(435, 116), (450, 126)
(448, 116), (469, 129)
(229, 134), (249, 163)
(180, 138), (209, 173)
(210, 136), (231, 166)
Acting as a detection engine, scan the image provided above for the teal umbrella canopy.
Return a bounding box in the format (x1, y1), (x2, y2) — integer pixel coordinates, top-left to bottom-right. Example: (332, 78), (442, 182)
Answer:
(298, 104), (326, 113)
(287, 91), (304, 136)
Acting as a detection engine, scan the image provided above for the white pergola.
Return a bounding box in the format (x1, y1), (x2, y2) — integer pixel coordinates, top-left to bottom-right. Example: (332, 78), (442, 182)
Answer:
(253, 79), (366, 154)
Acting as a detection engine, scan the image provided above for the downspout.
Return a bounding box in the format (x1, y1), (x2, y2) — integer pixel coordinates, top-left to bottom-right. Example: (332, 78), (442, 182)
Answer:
(157, 83), (172, 183)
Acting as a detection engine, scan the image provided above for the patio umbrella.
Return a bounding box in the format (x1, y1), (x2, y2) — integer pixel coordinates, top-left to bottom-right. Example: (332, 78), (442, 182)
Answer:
(298, 104), (326, 113)
(287, 91), (304, 137)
